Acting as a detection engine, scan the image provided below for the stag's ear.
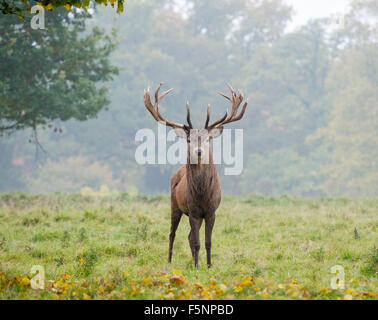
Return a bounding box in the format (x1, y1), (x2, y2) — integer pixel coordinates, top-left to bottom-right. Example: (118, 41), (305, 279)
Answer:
(208, 127), (223, 139)
(174, 128), (188, 139)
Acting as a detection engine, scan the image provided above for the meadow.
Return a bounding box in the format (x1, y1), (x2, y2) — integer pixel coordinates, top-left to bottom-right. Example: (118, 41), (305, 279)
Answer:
(0, 193), (376, 300)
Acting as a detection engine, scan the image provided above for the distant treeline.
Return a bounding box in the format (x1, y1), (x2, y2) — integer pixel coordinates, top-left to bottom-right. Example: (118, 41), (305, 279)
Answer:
(0, 0), (377, 197)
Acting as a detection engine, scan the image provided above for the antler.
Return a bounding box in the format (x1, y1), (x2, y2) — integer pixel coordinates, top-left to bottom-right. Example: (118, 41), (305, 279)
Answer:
(143, 83), (193, 130)
(205, 84), (248, 129)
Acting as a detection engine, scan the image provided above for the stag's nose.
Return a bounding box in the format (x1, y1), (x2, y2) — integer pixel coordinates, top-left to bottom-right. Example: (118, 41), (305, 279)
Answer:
(195, 149), (203, 156)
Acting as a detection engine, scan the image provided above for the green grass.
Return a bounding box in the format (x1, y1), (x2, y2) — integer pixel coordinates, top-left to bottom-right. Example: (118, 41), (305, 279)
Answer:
(0, 193), (376, 300)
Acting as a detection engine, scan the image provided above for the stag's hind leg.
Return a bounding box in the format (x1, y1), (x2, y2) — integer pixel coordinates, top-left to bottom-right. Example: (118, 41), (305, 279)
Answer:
(168, 209), (182, 263)
(188, 230), (195, 258)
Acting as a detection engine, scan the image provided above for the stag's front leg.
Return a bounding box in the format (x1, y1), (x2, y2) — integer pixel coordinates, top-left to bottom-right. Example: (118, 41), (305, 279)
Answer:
(188, 219), (203, 259)
(168, 209), (182, 263)
(189, 215), (203, 269)
(205, 214), (215, 268)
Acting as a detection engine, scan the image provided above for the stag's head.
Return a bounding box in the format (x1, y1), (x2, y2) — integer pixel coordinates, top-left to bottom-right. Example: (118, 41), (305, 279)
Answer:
(143, 83), (248, 164)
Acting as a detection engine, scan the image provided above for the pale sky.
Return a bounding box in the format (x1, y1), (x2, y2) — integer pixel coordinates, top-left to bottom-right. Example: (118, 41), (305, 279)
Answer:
(285, 0), (351, 30)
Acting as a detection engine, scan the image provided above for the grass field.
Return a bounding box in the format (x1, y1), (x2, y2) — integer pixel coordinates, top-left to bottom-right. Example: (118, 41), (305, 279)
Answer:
(0, 193), (376, 300)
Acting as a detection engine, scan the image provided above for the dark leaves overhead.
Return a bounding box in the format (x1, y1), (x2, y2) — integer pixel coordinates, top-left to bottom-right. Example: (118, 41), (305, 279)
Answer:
(0, 8), (119, 133)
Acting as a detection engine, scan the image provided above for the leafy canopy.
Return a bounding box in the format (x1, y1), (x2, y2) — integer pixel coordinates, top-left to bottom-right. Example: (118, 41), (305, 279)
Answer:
(1, 0), (125, 17)
(0, 8), (119, 134)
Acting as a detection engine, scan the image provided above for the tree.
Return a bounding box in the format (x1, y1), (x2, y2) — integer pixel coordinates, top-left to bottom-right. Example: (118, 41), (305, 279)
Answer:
(308, 0), (378, 197)
(25, 156), (122, 193)
(2, 0), (376, 197)
(310, 46), (378, 197)
(235, 21), (331, 195)
(185, 0), (245, 41)
(330, 0), (378, 52)
(233, 0), (292, 52)
(0, 8), (118, 135)
(1, 0), (124, 17)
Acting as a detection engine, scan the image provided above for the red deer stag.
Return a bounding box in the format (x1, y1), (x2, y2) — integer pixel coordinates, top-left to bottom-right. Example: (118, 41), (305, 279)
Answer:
(143, 83), (248, 268)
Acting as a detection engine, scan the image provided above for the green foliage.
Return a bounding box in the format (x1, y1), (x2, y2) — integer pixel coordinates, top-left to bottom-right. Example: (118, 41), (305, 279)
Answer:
(0, 7), (118, 133)
(0, 0), (125, 17)
(25, 156), (122, 193)
(310, 46), (378, 197)
(0, 0), (377, 197)
(76, 247), (99, 276)
(79, 227), (87, 242)
(360, 246), (377, 277)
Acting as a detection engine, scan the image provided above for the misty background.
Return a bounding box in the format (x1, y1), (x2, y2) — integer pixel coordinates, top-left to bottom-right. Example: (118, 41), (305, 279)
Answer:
(0, 0), (377, 197)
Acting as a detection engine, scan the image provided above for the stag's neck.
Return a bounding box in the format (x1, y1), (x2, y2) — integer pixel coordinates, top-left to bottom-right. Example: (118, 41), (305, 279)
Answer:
(186, 151), (217, 197)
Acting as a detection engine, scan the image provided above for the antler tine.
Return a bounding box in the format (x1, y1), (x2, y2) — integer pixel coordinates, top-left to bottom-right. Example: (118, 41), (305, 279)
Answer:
(207, 84), (248, 129)
(218, 91), (232, 102)
(186, 102), (193, 129)
(158, 88), (174, 102)
(230, 91), (243, 118)
(218, 89), (243, 119)
(224, 99), (248, 124)
(227, 83), (237, 97)
(204, 104), (210, 129)
(206, 109), (228, 129)
(143, 87), (160, 122)
(156, 104), (185, 129)
(143, 83), (191, 129)
(154, 83), (162, 102)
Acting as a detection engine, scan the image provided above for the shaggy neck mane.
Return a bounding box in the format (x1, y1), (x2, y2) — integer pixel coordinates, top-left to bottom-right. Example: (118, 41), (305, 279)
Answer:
(186, 150), (217, 197)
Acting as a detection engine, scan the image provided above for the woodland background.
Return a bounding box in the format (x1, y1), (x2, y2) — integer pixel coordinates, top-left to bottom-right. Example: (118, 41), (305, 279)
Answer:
(1, 0), (377, 197)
